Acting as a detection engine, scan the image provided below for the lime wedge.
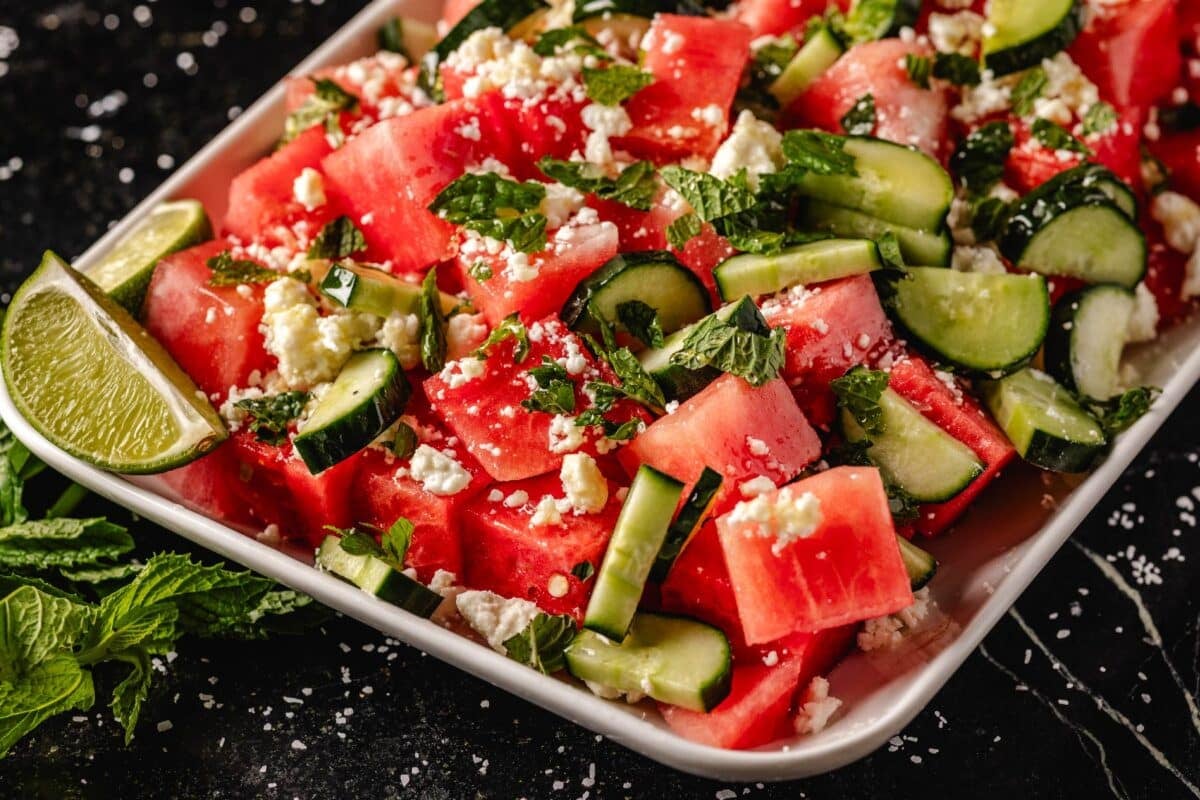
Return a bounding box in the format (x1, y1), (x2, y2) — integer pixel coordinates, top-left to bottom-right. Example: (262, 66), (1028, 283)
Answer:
(84, 199), (212, 315)
(2, 252), (227, 473)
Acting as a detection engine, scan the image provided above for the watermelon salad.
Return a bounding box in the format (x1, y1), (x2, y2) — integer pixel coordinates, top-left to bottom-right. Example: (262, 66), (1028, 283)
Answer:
(34, 0), (1200, 751)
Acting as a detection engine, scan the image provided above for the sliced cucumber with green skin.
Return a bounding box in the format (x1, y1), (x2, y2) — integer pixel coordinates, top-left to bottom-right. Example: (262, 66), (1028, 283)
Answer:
(897, 535), (937, 591)
(638, 296), (765, 402)
(585, 465), (685, 642)
(649, 467), (723, 583)
(316, 535), (442, 617)
(842, 389), (984, 503)
(981, 368), (1106, 473)
(878, 267), (1049, 375)
(983, 0), (1085, 77)
(421, 0), (549, 97)
(769, 25), (845, 107)
(790, 137), (954, 232)
(294, 349), (411, 474)
(714, 238), (882, 301)
(561, 251), (711, 340)
(566, 612), (732, 712)
(1044, 285), (1135, 401)
(843, 0), (922, 43)
(85, 200), (212, 316)
(1045, 164), (1138, 220)
(800, 201), (952, 267)
(999, 191), (1146, 288)
(319, 261), (457, 318)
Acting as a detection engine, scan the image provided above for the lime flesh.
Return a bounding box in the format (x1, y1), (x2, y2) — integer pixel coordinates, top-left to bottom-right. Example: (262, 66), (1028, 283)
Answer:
(2, 252), (226, 473)
(84, 199), (212, 315)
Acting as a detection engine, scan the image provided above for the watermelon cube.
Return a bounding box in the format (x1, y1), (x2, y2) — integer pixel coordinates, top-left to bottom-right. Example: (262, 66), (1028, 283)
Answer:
(659, 522), (749, 652)
(717, 466), (913, 643)
(618, 375), (822, 514)
(460, 471), (625, 619)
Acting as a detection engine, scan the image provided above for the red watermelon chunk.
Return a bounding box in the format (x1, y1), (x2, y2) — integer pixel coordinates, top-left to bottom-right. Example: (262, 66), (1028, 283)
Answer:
(321, 93), (518, 275)
(717, 466), (912, 643)
(1005, 113), (1143, 194)
(735, 0), (848, 38)
(223, 126), (337, 245)
(1149, 128), (1200, 204)
(1070, 0), (1181, 114)
(759, 275), (893, 428)
(1143, 226), (1192, 326)
(460, 470), (625, 619)
(285, 53), (421, 120)
(884, 353), (1017, 536)
(786, 39), (951, 161)
(229, 432), (359, 547)
(142, 240), (275, 399)
(158, 441), (260, 529)
(616, 15), (753, 161)
(618, 375), (822, 515)
(424, 317), (650, 482)
(454, 216), (620, 326)
(659, 522), (749, 653)
(659, 626), (855, 749)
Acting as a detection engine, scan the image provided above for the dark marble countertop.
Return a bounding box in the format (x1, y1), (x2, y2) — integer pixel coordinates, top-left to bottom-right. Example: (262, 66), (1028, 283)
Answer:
(0, 2), (1197, 797)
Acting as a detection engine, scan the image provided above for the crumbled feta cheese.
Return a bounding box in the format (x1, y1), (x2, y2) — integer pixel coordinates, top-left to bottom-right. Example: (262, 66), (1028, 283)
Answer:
(951, 245), (1007, 274)
(218, 385), (265, 431)
(374, 311), (421, 369)
(292, 167), (326, 212)
(858, 587), (935, 651)
(428, 569), (460, 598)
(548, 414), (586, 454)
(408, 444), (472, 496)
(439, 357), (487, 389)
(446, 312), (489, 359)
(1127, 282), (1160, 342)
(739, 475), (777, 498)
(541, 182), (586, 229)
(455, 590), (540, 652)
(928, 11), (984, 55)
(690, 103), (726, 130)
(531, 494), (565, 527)
(503, 249), (540, 283)
(728, 488), (823, 555)
(953, 70), (1011, 123)
(793, 677), (842, 735)
(261, 279), (376, 390)
(560, 453), (608, 514)
(1039, 53), (1099, 123)
(709, 110), (782, 192)
(581, 103), (632, 166)
(1151, 191), (1200, 254)
(745, 436), (771, 457)
(503, 490), (529, 508)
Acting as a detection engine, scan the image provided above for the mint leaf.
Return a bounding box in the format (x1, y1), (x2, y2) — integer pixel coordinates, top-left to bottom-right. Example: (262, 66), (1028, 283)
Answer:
(951, 121), (1014, 193)
(307, 216), (367, 260)
(472, 313), (531, 363)
(234, 391), (309, 446)
(905, 54), (931, 89)
(0, 518), (133, 571)
(501, 612), (576, 674)
(841, 0), (915, 43)
(1031, 117), (1091, 155)
(108, 649), (152, 744)
(670, 304), (785, 388)
(1082, 101), (1118, 136)
(283, 77), (358, 145)
(392, 421), (418, 459)
(0, 451), (26, 528)
(429, 172), (548, 253)
(841, 93), (875, 136)
(660, 167), (757, 222)
(0, 654), (94, 757)
(582, 65), (654, 105)
(933, 52), (981, 87)
(336, 529), (385, 559)
(875, 231), (905, 270)
(206, 251), (278, 287)
(534, 25), (607, 58)
(522, 356), (577, 415)
(1011, 67), (1047, 117)
(616, 300), (664, 348)
(970, 196), (1013, 242)
(0, 585), (93, 673)
(570, 561), (595, 581)
(887, 483), (921, 523)
(753, 36), (799, 81)
(666, 212), (703, 250)
(536, 158), (657, 211)
(780, 130), (857, 175)
(606, 347), (667, 410)
(830, 366), (889, 436)
(419, 267), (448, 372)
(1090, 386), (1159, 436)
(467, 260), (493, 282)
(381, 518), (414, 566)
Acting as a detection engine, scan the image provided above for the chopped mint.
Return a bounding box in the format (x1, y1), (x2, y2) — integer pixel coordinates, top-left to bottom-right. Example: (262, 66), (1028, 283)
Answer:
(951, 121), (1014, 194)
(234, 391), (309, 446)
(206, 252), (279, 287)
(502, 612), (576, 674)
(581, 65), (654, 105)
(307, 216), (367, 260)
(841, 93), (876, 136)
(1031, 118), (1091, 155)
(830, 366), (889, 436)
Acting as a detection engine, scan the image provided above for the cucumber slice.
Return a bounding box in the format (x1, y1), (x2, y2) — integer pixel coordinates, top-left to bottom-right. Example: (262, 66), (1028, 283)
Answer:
(84, 200), (212, 315)
(842, 388), (984, 503)
(879, 267), (1049, 375)
(573, 0), (708, 21)
(318, 261), (457, 318)
(843, 0), (922, 42)
(800, 201), (952, 267)
(650, 467), (723, 583)
(1045, 285), (1135, 401)
(638, 296), (765, 401)
(981, 368), (1106, 473)
(983, 0), (1085, 77)
(584, 465), (685, 641)
(999, 193), (1146, 288)
(714, 238), (883, 301)
(316, 535), (442, 617)
(897, 535), (937, 591)
(294, 349), (411, 474)
(421, 0), (549, 96)
(565, 612), (732, 712)
(769, 25), (845, 108)
(561, 251), (711, 340)
(790, 137), (954, 232)
(1046, 164), (1137, 220)
(378, 17), (439, 61)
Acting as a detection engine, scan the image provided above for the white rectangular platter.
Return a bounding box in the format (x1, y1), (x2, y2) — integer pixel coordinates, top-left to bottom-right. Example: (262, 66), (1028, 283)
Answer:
(3, 0), (1199, 782)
